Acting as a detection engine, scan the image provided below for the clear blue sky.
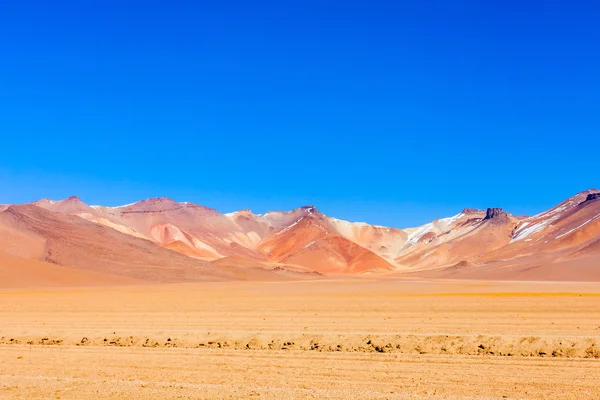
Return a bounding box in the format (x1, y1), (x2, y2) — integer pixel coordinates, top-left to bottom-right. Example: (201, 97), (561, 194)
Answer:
(1, 1), (598, 227)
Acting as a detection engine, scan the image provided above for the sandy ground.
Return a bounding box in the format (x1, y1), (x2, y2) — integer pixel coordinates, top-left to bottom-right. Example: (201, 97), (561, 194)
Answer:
(1, 279), (600, 399)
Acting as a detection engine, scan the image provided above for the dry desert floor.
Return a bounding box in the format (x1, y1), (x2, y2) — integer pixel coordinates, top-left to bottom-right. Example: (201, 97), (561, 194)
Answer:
(1, 279), (600, 399)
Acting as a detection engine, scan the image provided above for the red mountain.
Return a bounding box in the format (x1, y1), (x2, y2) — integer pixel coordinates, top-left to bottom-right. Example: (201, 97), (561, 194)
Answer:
(1, 189), (598, 284)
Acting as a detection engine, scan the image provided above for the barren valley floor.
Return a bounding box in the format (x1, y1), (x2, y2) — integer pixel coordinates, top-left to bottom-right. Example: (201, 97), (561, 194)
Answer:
(1, 279), (600, 399)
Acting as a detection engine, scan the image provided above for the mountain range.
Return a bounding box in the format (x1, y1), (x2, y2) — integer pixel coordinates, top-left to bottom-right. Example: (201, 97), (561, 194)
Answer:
(1, 189), (599, 286)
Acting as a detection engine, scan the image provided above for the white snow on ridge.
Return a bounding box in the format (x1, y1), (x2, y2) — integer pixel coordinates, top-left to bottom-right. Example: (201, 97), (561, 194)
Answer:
(511, 207), (568, 243)
(406, 222), (433, 245)
(533, 205), (567, 219)
(513, 195), (599, 243)
(434, 213), (463, 231)
(92, 202), (141, 209)
(275, 216), (305, 236)
(555, 215), (600, 240)
(511, 220), (550, 242)
(113, 201), (141, 209)
(34, 199), (57, 205)
(405, 212), (463, 245)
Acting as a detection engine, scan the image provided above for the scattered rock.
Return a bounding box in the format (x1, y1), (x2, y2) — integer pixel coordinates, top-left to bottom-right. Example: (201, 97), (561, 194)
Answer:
(584, 193), (600, 202)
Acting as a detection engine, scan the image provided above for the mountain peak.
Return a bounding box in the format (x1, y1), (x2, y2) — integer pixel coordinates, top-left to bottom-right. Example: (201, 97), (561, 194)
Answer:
(484, 208), (511, 224)
(33, 198), (57, 205)
(2, 188), (600, 280)
(584, 193), (600, 203)
(144, 196), (176, 203)
(567, 188), (600, 203)
(485, 208), (504, 219)
(32, 196), (89, 211)
(115, 197), (219, 215)
(115, 197), (181, 213)
(299, 205), (318, 214)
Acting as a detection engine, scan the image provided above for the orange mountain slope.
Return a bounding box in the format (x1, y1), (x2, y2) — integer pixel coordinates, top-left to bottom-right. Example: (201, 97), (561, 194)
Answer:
(0, 188), (597, 282)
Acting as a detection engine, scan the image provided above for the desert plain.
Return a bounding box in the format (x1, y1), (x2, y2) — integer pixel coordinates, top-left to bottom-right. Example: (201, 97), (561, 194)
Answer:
(1, 278), (599, 399)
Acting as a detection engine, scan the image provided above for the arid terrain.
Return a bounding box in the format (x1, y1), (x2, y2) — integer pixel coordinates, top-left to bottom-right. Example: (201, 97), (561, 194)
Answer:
(1, 279), (600, 399)
(1, 190), (599, 398)
(3, 0), (598, 396)
(1, 189), (599, 282)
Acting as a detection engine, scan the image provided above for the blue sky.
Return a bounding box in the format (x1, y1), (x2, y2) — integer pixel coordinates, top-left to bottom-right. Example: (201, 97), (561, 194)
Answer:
(1, 1), (598, 227)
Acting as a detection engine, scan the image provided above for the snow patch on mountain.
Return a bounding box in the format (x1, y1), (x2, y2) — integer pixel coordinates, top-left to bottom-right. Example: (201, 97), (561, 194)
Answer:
(555, 215), (600, 240)
(511, 220), (552, 242)
(405, 213), (463, 245)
